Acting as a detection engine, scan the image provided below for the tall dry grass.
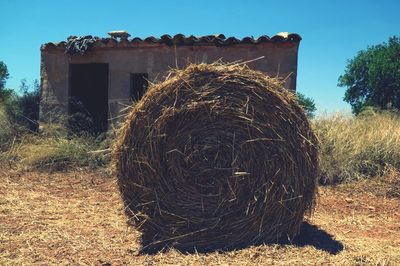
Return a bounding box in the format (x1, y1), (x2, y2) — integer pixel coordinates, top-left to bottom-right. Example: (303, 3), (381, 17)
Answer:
(0, 103), (111, 171)
(314, 110), (400, 183)
(12, 133), (110, 170)
(2, 100), (400, 182)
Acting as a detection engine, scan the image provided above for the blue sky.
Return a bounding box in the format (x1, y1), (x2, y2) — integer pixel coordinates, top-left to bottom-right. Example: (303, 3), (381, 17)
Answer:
(0, 0), (399, 114)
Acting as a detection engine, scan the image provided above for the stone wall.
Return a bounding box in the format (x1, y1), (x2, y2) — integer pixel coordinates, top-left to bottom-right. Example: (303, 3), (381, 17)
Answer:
(40, 42), (300, 126)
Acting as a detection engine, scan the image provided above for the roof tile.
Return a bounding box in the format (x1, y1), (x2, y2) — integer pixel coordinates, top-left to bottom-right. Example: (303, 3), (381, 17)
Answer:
(41, 33), (301, 51)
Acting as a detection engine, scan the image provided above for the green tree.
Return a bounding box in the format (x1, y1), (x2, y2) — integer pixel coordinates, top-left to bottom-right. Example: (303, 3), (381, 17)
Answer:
(18, 79), (41, 131)
(338, 36), (400, 114)
(0, 61), (41, 131)
(2, 78), (41, 132)
(0, 60), (9, 91)
(296, 92), (316, 119)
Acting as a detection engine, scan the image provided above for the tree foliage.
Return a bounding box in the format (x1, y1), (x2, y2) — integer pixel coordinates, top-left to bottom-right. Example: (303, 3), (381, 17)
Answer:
(338, 36), (400, 114)
(0, 60), (9, 91)
(0, 61), (41, 131)
(1, 78), (40, 132)
(18, 79), (41, 131)
(296, 92), (316, 118)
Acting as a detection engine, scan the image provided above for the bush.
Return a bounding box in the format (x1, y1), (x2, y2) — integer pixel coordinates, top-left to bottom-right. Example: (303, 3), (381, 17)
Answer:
(0, 101), (28, 166)
(16, 133), (111, 170)
(18, 79), (40, 131)
(0, 79), (40, 132)
(0, 104), (15, 152)
(314, 110), (400, 183)
(0, 101), (112, 171)
(1, 128), (112, 171)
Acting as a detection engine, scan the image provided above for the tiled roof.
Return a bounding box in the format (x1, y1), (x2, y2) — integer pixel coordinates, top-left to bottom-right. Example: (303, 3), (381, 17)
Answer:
(41, 33), (301, 51)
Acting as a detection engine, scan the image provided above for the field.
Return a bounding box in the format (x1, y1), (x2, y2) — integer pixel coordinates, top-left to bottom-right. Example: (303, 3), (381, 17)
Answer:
(1, 169), (399, 265)
(2, 103), (400, 265)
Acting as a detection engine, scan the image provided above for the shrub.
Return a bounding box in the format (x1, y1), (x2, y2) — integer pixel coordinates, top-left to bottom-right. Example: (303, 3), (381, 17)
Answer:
(0, 101), (112, 170)
(18, 79), (40, 131)
(16, 133), (110, 170)
(0, 104), (15, 152)
(0, 79), (40, 132)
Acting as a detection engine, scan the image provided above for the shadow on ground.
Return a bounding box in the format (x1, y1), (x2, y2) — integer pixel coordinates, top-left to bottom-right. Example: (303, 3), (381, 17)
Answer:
(140, 221), (344, 255)
(284, 221), (344, 254)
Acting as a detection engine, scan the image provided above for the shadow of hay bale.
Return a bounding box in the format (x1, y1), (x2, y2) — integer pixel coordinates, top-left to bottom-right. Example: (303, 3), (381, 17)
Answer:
(287, 222), (343, 255)
(140, 222), (343, 255)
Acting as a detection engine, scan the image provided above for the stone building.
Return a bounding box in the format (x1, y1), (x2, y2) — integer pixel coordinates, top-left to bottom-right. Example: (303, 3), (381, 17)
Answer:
(40, 32), (301, 132)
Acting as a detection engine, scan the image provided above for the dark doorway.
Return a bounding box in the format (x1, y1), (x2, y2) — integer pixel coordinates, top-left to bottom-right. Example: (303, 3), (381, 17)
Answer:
(130, 73), (148, 102)
(69, 63), (109, 134)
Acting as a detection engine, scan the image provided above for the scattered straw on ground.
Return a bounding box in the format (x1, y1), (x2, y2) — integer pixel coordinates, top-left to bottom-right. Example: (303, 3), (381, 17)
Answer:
(0, 170), (399, 265)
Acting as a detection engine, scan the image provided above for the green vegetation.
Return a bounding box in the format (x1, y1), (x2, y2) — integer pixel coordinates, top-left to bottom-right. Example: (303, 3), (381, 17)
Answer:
(339, 36), (400, 114)
(0, 105), (15, 152)
(0, 60), (9, 90)
(296, 92), (316, 118)
(1, 79), (40, 131)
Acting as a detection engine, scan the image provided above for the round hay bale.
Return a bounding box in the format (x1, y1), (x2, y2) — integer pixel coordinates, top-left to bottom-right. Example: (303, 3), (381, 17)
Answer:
(113, 63), (318, 253)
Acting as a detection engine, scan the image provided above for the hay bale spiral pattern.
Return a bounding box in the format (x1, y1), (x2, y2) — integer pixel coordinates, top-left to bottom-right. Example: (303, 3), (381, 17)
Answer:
(114, 63), (318, 253)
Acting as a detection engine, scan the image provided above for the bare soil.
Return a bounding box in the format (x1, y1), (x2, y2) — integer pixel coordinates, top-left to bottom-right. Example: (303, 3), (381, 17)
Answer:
(1, 170), (399, 265)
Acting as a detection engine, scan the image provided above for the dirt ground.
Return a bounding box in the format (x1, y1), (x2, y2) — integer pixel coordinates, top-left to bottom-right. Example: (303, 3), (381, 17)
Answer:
(0, 170), (399, 265)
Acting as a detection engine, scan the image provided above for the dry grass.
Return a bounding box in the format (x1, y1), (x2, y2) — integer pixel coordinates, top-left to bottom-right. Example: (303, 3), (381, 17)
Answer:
(0, 169), (399, 265)
(0, 101), (111, 171)
(0, 124), (110, 172)
(14, 134), (109, 170)
(314, 111), (400, 183)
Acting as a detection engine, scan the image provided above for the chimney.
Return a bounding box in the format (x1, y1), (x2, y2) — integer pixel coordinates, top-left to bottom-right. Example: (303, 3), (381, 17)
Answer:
(108, 30), (131, 40)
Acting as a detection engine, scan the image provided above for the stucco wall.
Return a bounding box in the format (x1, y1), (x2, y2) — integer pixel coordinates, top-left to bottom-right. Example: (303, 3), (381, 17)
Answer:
(40, 42), (299, 125)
